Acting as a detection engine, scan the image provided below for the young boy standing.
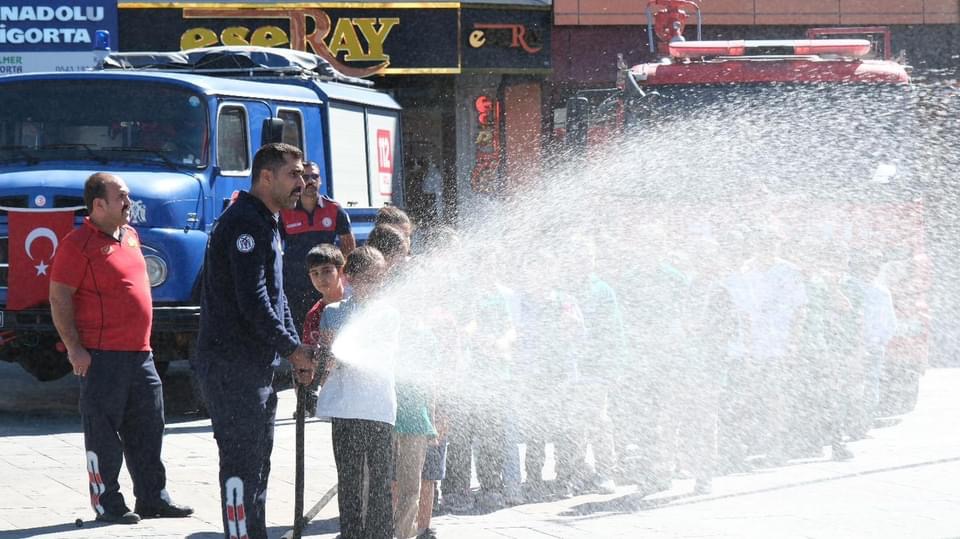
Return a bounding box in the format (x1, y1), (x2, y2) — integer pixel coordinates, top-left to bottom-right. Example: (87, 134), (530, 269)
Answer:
(316, 246), (398, 539)
(299, 244), (346, 417)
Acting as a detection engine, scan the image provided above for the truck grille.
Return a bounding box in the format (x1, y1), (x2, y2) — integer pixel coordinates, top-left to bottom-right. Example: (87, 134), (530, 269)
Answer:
(0, 196), (28, 215)
(54, 196), (86, 210)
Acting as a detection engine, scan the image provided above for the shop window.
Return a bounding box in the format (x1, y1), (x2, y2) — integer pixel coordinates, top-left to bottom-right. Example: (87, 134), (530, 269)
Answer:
(278, 109), (304, 150)
(217, 106), (249, 172)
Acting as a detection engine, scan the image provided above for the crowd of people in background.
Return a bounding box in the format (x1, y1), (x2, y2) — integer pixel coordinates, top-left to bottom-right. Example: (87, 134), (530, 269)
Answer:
(52, 146), (911, 539)
(281, 190), (903, 539)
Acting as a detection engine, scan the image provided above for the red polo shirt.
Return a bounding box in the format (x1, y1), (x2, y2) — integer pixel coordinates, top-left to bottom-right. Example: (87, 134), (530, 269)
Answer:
(50, 218), (153, 351)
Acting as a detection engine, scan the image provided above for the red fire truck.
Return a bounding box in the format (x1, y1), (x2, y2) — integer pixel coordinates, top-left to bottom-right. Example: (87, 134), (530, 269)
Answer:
(563, 0), (929, 415)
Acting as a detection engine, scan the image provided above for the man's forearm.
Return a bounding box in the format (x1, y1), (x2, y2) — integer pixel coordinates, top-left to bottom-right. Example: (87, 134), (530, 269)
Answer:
(49, 285), (82, 352)
(340, 234), (357, 256)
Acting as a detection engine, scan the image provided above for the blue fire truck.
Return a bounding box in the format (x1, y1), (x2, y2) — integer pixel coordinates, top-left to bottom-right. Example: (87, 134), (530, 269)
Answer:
(0, 46), (403, 381)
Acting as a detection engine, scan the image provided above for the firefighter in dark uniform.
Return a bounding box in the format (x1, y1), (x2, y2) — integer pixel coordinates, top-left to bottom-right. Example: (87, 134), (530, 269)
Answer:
(193, 143), (317, 539)
(50, 172), (193, 524)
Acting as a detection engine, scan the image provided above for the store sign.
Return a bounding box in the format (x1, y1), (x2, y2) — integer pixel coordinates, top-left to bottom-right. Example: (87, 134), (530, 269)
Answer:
(461, 9), (550, 71)
(0, 1), (118, 53)
(180, 9), (401, 77)
(376, 129), (393, 196)
(469, 23), (542, 53)
(0, 51), (106, 73)
(119, 7), (459, 76)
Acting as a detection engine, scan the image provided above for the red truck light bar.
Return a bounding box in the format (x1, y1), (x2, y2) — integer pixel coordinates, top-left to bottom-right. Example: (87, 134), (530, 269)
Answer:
(669, 39), (872, 59)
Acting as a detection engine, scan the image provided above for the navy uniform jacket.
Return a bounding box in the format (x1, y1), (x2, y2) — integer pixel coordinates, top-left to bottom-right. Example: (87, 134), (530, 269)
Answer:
(195, 191), (300, 374)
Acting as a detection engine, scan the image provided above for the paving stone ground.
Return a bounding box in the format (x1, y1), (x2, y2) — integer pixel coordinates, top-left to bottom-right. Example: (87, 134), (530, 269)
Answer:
(1, 363), (958, 538)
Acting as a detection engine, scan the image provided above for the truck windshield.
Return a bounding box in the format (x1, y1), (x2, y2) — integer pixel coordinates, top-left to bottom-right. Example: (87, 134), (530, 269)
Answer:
(625, 82), (919, 200)
(0, 80), (209, 167)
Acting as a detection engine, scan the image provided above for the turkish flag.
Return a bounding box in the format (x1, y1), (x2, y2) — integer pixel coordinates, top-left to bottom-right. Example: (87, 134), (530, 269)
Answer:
(6, 210), (77, 310)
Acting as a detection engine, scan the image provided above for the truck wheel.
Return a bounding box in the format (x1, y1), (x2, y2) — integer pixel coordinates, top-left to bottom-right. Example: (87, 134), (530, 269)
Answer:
(190, 373), (209, 417)
(155, 360), (170, 378)
(17, 349), (72, 381)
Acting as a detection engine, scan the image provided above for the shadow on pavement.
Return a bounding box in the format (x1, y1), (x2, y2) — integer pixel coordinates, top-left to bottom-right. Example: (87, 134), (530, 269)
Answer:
(562, 454), (960, 522)
(0, 519), (113, 537)
(563, 491), (697, 516)
(304, 516), (341, 534)
(0, 411), (80, 437)
(183, 517), (341, 539)
(265, 515), (341, 537)
(160, 422), (216, 436)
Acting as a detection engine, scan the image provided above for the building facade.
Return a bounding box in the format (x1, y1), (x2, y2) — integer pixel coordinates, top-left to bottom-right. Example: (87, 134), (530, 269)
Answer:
(117, 1), (552, 224)
(549, 0), (960, 131)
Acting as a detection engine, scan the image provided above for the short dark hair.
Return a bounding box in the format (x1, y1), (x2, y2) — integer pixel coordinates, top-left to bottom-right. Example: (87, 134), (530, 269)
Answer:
(83, 172), (115, 213)
(366, 224), (410, 259)
(251, 143), (303, 185)
(306, 243), (345, 269)
(304, 160), (319, 170)
(344, 245), (385, 277)
(414, 225), (460, 256)
(374, 206), (412, 233)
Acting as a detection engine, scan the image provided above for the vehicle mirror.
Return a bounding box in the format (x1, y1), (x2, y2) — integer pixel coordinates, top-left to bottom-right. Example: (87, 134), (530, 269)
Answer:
(261, 118), (285, 146)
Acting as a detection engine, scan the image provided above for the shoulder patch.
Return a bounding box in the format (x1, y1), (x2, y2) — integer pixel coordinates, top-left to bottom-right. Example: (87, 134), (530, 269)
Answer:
(236, 234), (256, 253)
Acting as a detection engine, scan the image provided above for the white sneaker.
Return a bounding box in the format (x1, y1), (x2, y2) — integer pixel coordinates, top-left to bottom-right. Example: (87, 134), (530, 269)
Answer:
(594, 475), (617, 495)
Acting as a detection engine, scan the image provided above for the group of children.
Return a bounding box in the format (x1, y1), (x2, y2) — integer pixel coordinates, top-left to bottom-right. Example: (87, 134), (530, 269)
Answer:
(298, 206), (630, 539)
(299, 207), (443, 539)
(294, 197), (910, 538)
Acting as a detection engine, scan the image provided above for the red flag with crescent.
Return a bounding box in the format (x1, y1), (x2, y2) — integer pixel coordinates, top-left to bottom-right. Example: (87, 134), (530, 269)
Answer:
(6, 209), (77, 310)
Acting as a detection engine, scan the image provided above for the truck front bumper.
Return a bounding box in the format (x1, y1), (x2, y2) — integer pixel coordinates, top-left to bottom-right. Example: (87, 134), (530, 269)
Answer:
(0, 305), (200, 333)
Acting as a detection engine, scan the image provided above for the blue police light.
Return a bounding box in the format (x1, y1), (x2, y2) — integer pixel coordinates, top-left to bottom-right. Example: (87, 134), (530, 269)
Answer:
(94, 30), (111, 52)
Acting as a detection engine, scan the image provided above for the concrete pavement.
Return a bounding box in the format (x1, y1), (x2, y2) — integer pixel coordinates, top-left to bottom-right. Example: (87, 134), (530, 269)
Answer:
(1, 363), (958, 538)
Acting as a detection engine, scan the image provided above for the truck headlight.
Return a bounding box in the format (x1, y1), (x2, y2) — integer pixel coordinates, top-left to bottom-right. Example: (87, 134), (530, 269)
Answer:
(144, 255), (168, 287)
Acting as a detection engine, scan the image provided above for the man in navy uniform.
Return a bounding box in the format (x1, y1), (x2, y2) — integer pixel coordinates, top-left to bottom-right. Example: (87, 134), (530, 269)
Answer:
(194, 143), (317, 539)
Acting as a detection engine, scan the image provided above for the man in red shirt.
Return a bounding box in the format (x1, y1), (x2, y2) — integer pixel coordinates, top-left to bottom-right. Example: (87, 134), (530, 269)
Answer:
(49, 173), (192, 525)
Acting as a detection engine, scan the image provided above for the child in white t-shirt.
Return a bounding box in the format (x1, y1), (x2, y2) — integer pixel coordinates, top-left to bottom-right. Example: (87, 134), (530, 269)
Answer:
(316, 246), (398, 539)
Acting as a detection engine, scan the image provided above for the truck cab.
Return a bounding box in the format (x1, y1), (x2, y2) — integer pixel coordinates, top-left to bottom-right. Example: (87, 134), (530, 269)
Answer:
(0, 47), (402, 381)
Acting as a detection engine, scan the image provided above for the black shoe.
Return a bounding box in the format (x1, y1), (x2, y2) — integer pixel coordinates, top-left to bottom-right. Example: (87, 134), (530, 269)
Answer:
(134, 500), (194, 518)
(96, 509), (140, 524)
(293, 402), (317, 420)
(417, 528), (438, 539)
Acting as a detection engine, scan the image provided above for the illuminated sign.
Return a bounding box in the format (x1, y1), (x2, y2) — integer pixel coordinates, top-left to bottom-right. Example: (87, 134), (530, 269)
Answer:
(180, 9), (401, 78)
(119, 5), (551, 76)
(469, 23), (541, 53)
(470, 95), (502, 195)
(461, 8), (550, 71)
(119, 6), (459, 76)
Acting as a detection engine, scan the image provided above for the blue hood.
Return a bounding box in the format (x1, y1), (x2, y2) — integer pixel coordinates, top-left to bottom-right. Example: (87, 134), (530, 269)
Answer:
(0, 164), (204, 229)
